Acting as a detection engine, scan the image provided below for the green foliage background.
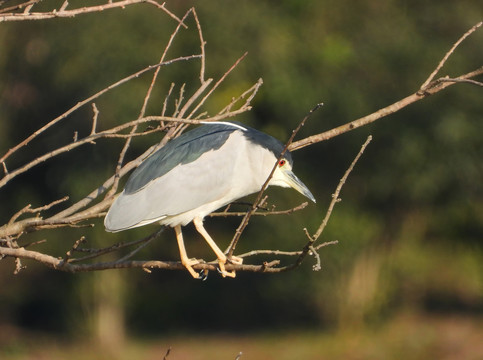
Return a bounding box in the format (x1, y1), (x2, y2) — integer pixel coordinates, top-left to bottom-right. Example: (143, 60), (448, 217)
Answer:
(0, 0), (482, 353)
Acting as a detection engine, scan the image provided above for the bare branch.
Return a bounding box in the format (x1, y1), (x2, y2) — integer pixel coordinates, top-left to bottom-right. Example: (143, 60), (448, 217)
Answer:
(290, 21), (483, 152)
(289, 67), (483, 152)
(420, 21), (482, 90)
(90, 103), (99, 135)
(0, 54), (202, 187)
(0, 0), (186, 26)
(192, 8), (207, 83)
(8, 197), (69, 225)
(0, 0), (41, 14)
(287, 136), (372, 272)
(209, 201), (308, 218)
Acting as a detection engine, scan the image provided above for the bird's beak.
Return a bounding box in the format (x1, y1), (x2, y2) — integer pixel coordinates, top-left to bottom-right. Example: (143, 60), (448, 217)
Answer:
(282, 168), (316, 203)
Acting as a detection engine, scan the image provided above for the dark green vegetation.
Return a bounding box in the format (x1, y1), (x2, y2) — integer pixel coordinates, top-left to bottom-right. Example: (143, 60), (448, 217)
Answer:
(1, 0), (482, 358)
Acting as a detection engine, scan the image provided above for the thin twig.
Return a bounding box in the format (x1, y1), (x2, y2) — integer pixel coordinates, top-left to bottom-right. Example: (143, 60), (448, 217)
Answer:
(237, 240), (338, 258)
(188, 52), (249, 120)
(289, 67), (483, 152)
(8, 196), (69, 225)
(90, 103), (99, 135)
(420, 21), (482, 90)
(209, 202), (308, 217)
(68, 228), (164, 263)
(0, 0), (185, 25)
(163, 347), (172, 360)
(0, 55), (201, 187)
(288, 136), (372, 271)
(436, 77), (483, 87)
(192, 8), (206, 83)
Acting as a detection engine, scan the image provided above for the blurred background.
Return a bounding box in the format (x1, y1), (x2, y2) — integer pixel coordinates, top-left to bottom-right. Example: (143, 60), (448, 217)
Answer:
(0, 0), (482, 359)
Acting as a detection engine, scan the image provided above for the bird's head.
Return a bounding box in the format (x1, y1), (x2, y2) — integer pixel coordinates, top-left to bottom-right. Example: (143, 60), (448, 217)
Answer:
(269, 157), (316, 203)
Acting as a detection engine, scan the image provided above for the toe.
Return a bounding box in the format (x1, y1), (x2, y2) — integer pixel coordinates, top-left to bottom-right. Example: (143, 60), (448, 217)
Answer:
(229, 255), (243, 265)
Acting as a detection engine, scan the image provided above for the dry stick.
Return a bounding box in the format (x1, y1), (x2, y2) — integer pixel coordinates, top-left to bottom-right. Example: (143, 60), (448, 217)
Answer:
(61, 236), (86, 264)
(113, 229), (162, 263)
(143, 8), (195, 118)
(157, 51), (250, 151)
(68, 229), (164, 263)
(420, 21), (482, 90)
(192, 8), (207, 83)
(142, 8), (209, 144)
(289, 66), (483, 152)
(1, 55), (197, 164)
(161, 83), (176, 119)
(0, 245), (190, 273)
(0, 0), (185, 25)
(8, 196), (69, 225)
(436, 77), (483, 87)
(0, 215), (97, 239)
(90, 103), (99, 135)
(209, 201), (308, 218)
(218, 78), (264, 116)
(290, 21), (483, 152)
(188, 52), (249, 120)
(226, 103), (324, 259)
(313, 136), (372, 240)
(0, 0), (41, 14)
(163, 347), (172, 360)
(285, 135), (373, 272)
(0, 116), (173, 196)
(237, 240), (339, 259)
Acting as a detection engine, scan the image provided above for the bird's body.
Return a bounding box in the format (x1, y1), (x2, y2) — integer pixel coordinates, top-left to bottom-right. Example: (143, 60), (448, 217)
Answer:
(105, 122), (315, 278)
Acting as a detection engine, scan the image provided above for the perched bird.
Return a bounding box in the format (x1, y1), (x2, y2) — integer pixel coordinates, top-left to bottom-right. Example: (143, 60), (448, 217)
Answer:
(105, 121), (315, 278)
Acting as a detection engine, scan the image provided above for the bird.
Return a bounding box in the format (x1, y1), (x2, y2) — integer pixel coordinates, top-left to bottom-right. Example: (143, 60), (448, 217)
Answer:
(104, 121), (315, 279)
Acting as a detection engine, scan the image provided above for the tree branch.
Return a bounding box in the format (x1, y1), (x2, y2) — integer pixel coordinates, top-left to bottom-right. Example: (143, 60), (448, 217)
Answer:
(0, 0), (185, 25)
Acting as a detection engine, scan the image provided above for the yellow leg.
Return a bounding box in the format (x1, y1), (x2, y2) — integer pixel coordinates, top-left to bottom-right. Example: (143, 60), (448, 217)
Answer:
(174, 225), (201, 279)
(193, 217), (239, 278)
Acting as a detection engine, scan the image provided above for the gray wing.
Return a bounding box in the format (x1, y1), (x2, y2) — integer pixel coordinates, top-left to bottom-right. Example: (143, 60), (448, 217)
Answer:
(104, 138), (241, 232)
(124, 123), (238, 194)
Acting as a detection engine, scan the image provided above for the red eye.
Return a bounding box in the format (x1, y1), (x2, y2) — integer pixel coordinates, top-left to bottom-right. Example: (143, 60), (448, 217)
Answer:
(278, 159), (286, 167)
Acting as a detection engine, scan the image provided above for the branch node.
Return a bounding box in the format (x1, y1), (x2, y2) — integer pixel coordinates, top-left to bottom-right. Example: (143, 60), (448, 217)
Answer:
(309, 245), (322, 271)
(14, 257), (26, 274)
(90, 103), (99, 135)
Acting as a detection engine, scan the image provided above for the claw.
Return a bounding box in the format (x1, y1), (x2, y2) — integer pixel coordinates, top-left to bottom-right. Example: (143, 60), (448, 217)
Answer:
(217, 260), (236, 278)
(199, 269), (209, 281)
(182, 257), (203, 279)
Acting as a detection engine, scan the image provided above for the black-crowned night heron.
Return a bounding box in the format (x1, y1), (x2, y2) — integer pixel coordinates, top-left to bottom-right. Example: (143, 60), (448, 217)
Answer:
(105, 121), (315, 278)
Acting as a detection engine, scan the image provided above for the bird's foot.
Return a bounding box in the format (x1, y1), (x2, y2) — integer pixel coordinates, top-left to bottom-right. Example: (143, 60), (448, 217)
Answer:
(217, 260), (236, 278)
(182, 258), (205, 279)
(228, 255), (243, 265)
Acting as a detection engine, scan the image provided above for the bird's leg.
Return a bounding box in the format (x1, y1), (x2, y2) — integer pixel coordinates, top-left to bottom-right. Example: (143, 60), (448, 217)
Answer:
(193, 217), (236, 278)
(174, 225), (202, 279)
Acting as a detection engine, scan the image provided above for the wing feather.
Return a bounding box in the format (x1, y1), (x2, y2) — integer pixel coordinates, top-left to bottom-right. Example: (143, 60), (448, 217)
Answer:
(105, 134), (242, 231)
